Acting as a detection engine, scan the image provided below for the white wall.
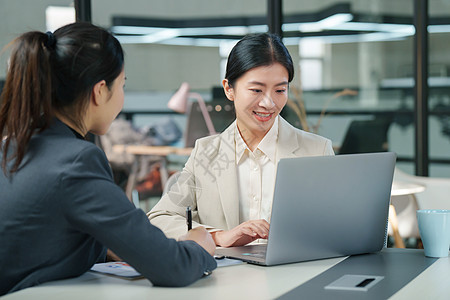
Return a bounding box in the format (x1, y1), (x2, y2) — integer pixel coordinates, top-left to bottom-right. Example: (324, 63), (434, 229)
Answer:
(121, 43), (222, 91)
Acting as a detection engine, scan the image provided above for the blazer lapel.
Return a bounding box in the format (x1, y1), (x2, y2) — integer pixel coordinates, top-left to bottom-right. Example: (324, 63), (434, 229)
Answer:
(212, 122), (240, 229)
(277, 117), (301, 159)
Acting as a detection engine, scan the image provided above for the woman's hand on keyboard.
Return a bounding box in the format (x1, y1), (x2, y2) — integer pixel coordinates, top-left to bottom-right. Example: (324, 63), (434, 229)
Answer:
(211, 219), (270, 247)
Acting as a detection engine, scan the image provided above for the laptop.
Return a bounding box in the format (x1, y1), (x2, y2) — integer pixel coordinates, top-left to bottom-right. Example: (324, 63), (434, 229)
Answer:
(215, 152), (397, 266)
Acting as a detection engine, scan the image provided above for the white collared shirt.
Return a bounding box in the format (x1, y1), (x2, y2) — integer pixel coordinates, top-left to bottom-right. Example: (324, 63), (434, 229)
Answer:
(235, 117), (279, 223)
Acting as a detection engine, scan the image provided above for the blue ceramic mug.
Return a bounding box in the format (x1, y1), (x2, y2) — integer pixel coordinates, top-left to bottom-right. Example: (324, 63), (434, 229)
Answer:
(417, 209), (450, 258)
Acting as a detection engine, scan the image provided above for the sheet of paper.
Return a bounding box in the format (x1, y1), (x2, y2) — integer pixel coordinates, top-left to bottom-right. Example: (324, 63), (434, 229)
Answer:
(91, 257), (243, 280)
(215, 257), (245, 268)
(90, 262), (143, 279)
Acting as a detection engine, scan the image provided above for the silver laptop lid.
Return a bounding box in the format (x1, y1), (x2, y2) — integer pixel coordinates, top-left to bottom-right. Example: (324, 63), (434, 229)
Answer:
(265, 152), (396, 265)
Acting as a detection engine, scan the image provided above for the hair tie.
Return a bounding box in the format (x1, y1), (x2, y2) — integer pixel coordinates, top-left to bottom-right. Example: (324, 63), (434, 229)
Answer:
(45, 31), (56, 49)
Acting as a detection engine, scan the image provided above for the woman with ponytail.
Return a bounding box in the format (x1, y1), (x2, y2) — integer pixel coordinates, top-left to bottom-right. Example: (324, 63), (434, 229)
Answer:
(0, 22), (215, 295)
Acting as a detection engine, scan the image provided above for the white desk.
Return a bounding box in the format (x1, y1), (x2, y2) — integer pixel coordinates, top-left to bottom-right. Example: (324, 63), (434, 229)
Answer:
(391, 180), (426, 197)
(3, 250), (449, 300)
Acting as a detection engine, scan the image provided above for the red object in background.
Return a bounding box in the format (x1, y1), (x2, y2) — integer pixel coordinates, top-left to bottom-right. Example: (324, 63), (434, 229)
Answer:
(135, 163), (175, 198)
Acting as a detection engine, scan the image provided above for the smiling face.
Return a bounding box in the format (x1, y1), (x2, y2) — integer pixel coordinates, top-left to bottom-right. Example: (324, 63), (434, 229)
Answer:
(223, 63), (289, 149)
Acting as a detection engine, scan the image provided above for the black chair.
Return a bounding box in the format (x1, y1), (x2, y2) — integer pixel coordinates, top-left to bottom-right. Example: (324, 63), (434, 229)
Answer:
(183, 100), (235, 147)
(338, 117), (392, 154)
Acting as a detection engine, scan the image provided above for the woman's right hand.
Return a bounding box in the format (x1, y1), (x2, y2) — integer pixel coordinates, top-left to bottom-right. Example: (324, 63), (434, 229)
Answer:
(211, 219), (270, 248)
(179, 227), (216, 256)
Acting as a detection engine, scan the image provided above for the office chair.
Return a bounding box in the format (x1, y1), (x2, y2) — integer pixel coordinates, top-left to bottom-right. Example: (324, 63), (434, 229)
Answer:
(338, 117), (392, 154)
(184, 100), (235, 147)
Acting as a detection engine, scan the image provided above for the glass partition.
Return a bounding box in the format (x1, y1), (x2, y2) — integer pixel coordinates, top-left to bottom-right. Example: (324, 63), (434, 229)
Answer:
(428, 0), (450, 176)
(2, 0), (450, 177)
(90, 0), (268, 137)
(0, 1), (74, 82)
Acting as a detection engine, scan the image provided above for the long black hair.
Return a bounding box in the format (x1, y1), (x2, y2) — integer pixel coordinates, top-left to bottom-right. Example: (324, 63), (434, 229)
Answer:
(225, 33), (294, 87)
(0, 22), (124, 173)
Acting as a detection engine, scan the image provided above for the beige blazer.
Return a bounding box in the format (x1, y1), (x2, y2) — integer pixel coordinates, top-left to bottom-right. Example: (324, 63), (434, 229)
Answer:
(147, 117), (334, 239)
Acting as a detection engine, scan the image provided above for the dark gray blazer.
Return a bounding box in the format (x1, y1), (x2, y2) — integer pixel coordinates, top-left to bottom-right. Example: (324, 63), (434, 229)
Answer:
(0, 119), (216, 295)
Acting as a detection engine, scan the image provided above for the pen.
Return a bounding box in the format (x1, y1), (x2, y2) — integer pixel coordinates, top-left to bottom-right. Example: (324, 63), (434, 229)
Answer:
(186, 206), (192, 231)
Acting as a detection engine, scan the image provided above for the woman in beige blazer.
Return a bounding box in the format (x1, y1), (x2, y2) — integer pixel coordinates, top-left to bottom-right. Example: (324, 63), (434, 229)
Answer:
(148, 33), (334, 247)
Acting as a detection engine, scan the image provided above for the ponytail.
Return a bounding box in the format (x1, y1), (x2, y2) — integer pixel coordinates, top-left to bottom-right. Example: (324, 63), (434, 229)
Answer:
(0, 23), (124, 175)
(0, 32), (53, 174)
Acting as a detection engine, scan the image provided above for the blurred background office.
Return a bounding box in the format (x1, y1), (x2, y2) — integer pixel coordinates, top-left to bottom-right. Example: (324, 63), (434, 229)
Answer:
(1, 1), (450, 246)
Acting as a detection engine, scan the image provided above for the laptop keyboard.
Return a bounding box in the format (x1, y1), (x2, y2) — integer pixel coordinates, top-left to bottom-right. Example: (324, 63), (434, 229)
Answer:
(242, 251), (266, 258)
